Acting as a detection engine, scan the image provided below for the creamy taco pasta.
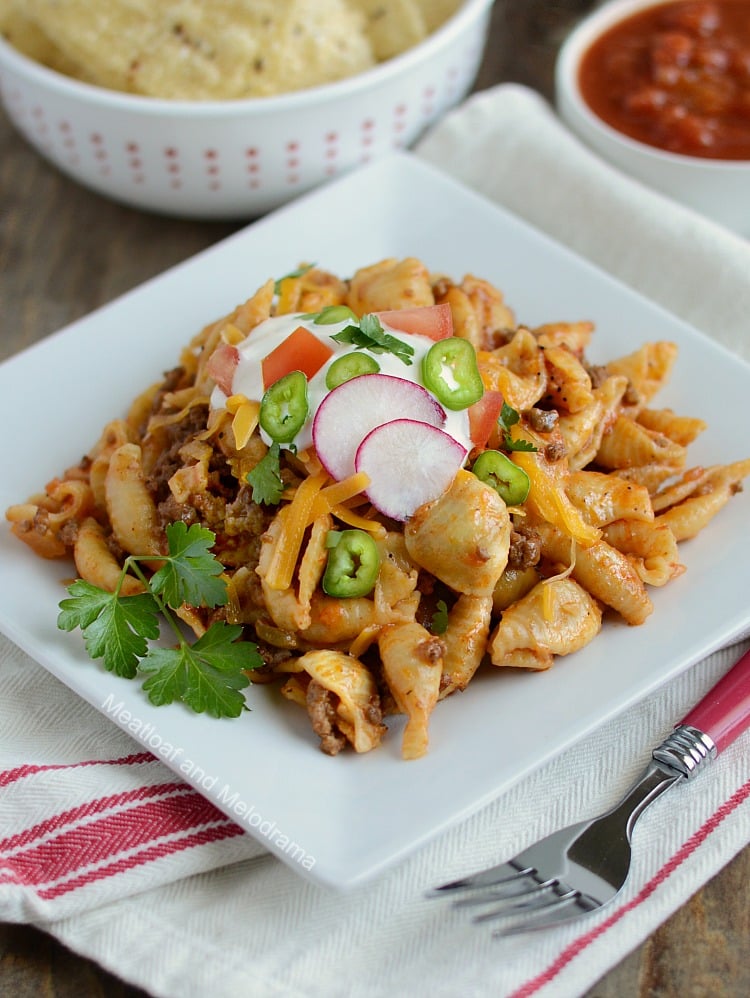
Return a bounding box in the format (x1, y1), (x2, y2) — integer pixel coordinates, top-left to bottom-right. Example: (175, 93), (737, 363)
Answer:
(7, 258), (750, 759)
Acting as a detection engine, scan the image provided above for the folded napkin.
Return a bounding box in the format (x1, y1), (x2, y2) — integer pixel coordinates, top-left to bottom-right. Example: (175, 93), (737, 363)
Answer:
(2, 84), (750, 998)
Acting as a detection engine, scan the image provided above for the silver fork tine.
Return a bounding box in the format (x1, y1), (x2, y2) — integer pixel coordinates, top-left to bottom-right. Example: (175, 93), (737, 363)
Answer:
(452, 878), (560, 910)
(426, 651), (750, 934)
(490, 892), (601, 937)
(424, 859), (535, 896)
(473, 885), (581, 923)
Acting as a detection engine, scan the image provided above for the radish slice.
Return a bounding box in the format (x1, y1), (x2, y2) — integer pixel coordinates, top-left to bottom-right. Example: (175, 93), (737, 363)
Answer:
(355, 419), (468, 521)
(312, 374), (445, 481)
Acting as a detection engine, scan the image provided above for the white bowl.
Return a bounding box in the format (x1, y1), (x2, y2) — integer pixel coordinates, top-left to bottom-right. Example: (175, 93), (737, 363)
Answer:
(555, 0), (750, 236)
(0, 0), (493, 220)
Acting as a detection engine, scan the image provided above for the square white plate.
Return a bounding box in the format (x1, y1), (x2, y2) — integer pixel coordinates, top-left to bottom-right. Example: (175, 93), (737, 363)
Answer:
(2, 153), (749, 890)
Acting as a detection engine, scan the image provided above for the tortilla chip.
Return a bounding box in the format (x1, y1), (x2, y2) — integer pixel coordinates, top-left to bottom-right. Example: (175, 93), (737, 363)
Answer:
(413, 0), (462, 34)
(250, 0), (375, 97)
(4, 0), (455, 99)
(17, 0), (375, 99)
(0, 3), (80, 77)
(349, 0), (427, 61)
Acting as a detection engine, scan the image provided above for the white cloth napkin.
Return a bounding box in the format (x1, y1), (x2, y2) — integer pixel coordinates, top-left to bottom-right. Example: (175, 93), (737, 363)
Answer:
(2, 83), (750, 998)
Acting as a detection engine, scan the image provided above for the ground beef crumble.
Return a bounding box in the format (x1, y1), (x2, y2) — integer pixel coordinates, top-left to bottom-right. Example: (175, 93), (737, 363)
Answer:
(508, 524), (542, 570)
(544, 434), (568, 463)
(526, 407), (558, 433)
(145, 403), (210, 505)
(306, 680), (347, 756)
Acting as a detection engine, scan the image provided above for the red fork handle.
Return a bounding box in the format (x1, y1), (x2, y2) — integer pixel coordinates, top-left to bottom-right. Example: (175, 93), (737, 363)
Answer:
(681, 646), (750, 754)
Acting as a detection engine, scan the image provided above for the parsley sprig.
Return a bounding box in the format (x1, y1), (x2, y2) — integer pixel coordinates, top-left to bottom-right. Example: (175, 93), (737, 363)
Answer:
(498, 402), (538, 453)
(57, 522), (263, 718)
(330, 313), (414, 366)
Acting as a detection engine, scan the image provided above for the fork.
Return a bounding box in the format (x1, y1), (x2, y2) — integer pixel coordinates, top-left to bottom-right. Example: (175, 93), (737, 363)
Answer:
(428, 645), (750, 935)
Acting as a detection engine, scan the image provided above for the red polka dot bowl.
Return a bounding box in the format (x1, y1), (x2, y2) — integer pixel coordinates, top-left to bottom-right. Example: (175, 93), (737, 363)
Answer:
(0, 0), (493, 220)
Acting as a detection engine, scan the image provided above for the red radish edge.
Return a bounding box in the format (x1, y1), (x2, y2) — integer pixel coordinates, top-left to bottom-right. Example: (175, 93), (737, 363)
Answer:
(312, 373), (446, 482)
(355, 418), (467, 521)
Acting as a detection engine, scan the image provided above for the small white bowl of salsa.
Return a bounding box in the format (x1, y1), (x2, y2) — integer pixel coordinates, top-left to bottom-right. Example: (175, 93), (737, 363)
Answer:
(556, 0), (750, 235)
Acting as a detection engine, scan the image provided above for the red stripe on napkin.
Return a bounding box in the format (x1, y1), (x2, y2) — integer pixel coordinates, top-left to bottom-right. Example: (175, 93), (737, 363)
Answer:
(0, 752), (155, 787)
(37, 821), (246, 899)
(0, 782), (188, 852)
(511, 776), (750, 998)
(2, 788), (239, 890)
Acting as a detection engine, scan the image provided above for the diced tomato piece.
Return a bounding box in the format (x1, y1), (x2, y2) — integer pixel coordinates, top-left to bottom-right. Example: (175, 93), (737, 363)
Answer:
(375, 303), (453, 341)
(206, 342), (240, 396)
(468, 390), (504, 448)
(261, 326), (335, 388)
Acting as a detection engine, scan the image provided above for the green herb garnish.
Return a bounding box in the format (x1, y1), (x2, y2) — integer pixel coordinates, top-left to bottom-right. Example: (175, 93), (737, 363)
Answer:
(58, 582), (159, 680)
(498, 401), (520, 433)
(330, 313), (414, 366)
(504, 437), (538, 453)
(150, 521), (228, 608)
(57, 523), (262, 718)
(498, 402), (538, 453)
(431, 599), (449, 636)
(138, 623), (253, 718)
(246, 442), (285, 505)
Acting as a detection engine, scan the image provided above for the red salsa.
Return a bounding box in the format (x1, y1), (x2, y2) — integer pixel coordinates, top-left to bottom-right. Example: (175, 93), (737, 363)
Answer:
(579, 1), (750, 159)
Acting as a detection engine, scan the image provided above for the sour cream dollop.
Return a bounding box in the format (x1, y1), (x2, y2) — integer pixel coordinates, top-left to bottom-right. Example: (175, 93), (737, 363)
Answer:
(210, 312), (473, 458)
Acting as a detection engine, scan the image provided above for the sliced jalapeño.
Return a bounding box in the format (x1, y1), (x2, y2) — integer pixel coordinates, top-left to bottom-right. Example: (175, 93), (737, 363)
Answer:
(325, 352), (381, 390)
(322, 529), (380, 598)
(259, 370), (309, 443)
(472, 449), (530, 506)
(422, 337), (484, 411)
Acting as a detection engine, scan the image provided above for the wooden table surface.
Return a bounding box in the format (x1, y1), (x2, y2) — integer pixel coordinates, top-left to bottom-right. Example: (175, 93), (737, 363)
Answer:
(1, 2), (748, 995)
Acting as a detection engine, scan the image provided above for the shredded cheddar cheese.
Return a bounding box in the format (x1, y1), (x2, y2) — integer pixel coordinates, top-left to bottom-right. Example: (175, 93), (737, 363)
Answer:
(513, 449), (600, 548)
(221, 323), (246, 346)
(349, 623), (382, 658)
(542, 580), (554, 622)
(263, 469), (328, 591)
(226, 396), (260, 450)
(308, 472), (370, 522)
(326, 505), (387, 538)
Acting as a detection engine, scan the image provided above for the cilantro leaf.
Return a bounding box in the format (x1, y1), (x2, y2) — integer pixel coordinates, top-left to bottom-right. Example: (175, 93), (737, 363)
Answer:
(150, 522), (228, 609)
(499, 402), (520, 429)
(247, 442), (285, 505)
(330, 313), (414, 366)
(139, 622), (261, 718)
(505, 437), (538, 452)
(430, 599), (449, 636)
(58, 581), (160, 679)
(498, 401), (538, 453)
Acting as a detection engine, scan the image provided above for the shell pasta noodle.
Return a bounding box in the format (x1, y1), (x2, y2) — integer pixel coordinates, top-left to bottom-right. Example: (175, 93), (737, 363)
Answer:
(6, 257), (750, 759)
